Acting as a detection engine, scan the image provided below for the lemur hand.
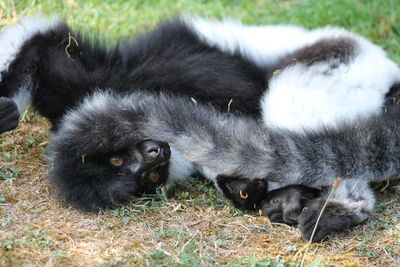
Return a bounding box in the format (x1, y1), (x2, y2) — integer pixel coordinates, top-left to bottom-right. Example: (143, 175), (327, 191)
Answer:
(261, 185), (321, 225)
(0, 97), (20, 134)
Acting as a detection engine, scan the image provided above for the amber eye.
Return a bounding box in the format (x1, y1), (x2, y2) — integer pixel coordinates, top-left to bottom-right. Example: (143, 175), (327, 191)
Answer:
(239, 190), (248, 199)
(110, 156), (124, 167)
(149, 171), (160, 182)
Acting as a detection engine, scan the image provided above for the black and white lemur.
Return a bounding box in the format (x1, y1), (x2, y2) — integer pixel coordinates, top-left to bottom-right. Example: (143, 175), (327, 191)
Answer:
(50, 85), (400, 242)
(0, 16), (269, 194)
(1, 16), (400, 241)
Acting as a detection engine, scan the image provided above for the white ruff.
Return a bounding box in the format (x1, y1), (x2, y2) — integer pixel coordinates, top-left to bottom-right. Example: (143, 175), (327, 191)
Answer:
(260, 28), (400, 131)
(186, 17), (400, 131)
(0, 17), (55, 82)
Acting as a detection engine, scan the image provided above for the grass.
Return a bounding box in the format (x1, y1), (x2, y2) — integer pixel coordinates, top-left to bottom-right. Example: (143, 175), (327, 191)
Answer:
(1, 0), (400, 266)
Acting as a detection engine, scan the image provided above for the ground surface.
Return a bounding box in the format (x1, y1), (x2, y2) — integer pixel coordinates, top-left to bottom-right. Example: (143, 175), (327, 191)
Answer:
(1, 0), (400, 266)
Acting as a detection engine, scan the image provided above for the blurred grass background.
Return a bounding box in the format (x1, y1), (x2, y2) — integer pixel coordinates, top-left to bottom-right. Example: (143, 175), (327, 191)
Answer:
(1, 0), (400, 266)
(1, 0), (399, 61)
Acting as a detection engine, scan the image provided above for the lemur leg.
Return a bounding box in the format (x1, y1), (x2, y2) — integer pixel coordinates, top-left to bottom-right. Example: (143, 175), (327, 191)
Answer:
(298, 180), (375, 242)
(262, 180), (375, 242)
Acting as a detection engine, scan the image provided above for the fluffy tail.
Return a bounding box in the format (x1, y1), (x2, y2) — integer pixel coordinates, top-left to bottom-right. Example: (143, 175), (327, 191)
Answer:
(52, 91), (400, 187)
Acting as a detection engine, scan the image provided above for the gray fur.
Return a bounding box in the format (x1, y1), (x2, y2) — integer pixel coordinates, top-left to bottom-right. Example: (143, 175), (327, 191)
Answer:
(52, 90), (400, 186)
(47, 29), (400, 240)
(49, 77), (400, 241)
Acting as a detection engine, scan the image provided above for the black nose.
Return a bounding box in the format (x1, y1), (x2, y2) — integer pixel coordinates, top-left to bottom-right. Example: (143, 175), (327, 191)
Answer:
(137, 140), (171, 163)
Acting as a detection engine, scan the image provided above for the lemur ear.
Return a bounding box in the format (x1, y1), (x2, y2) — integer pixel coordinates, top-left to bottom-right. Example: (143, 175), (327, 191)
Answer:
(0, 97), (20, 134)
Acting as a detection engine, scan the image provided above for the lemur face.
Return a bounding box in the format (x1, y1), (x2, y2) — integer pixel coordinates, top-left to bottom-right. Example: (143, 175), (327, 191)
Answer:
(216, 175), (268, 210)
(104, 139), (171, 195)
(50, 138), (171, 212)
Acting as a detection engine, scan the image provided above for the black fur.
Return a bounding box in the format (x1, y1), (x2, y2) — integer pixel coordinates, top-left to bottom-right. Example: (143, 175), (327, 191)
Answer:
(384, 83), (400, 109)
(261, 185), (321, 225)
(0, 18), (266, 130)
(50, 138), (170, 211)
(297, 197), (365, 242)
(0, 17), (268, 203)
(4, 18), (398, 242)
(271, 37), (357, 72)
(0, 97), (19, 133)
(216, 175), (268, 210)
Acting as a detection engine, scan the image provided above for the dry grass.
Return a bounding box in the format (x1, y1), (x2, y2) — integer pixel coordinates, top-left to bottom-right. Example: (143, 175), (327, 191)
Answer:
(0, 113), (399, 266)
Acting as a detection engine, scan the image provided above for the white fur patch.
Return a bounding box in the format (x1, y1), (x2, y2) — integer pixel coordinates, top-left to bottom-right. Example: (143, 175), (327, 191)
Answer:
(197, 166), (218, 182)
(185, 16), (309, 68)
(188, 18), (400, 191)
(81, 91), (111, 112)
(11, 83), (31, 112)
(1, 17), (57, 113)
(330, 180), (375, 208)
(197, 166), (222, 192)
(260, 30), (400, 132)
(323, 180), (376, 220)
(186, 17), (400, 132)
(167, 147), (196, 183)
(0, 17), (55, 82)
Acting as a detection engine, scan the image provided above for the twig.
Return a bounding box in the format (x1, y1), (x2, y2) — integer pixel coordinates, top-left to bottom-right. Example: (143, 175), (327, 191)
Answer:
(65, 32), (79, 58)
(299, 177), (342, 267)
(190, 97), (197, 105)
(188, 219), (207, 227)
(227, 99), (233, 112)
(380, 178), (390, 192)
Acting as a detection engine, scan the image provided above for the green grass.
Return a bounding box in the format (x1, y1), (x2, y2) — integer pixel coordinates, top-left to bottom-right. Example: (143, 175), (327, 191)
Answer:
(1, 0), (400, 266)
(1, 0), (399, 60)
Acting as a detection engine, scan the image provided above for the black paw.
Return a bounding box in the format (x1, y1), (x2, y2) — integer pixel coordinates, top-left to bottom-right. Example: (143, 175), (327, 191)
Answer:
(0, 97), (20, 134)
(217, 175), (269, 210)
(261, 185), (321, 225)
(298, 198), (362, 242)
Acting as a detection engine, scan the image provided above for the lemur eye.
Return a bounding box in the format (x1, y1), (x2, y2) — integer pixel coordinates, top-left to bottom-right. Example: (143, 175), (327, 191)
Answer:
(239, 190), (248, 199)
(110, 156), (124, 167)
(149, 171), (160, 182)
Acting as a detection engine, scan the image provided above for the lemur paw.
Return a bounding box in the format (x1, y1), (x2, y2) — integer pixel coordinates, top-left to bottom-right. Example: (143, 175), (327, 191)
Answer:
(298, 198), (364, 242)
(261, 185), (321, 225)
(217, 175), (269, 210)
(0, 97), (20, 134)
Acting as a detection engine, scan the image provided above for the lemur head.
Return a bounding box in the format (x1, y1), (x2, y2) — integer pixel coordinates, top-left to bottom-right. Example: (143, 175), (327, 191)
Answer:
(50, 136), (171, 212)
(48, 92), (172, 212)
(217, 175), (268, 210)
